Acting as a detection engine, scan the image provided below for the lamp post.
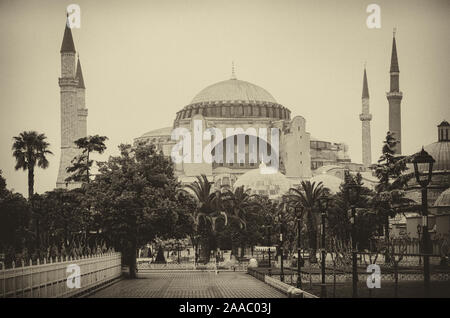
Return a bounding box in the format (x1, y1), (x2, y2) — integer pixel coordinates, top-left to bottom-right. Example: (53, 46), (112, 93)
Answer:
(345, 170), (360, 298)
(262, 224), (273, 276)
(296, 205), (304, 289)
(318, 195), (331, 298)
(276, 203), (285, 283)
(412, 147), (435, 293)
(417, 224), (422, 266)
(267, 225), (272, 277)
(351, 204), (358, 298)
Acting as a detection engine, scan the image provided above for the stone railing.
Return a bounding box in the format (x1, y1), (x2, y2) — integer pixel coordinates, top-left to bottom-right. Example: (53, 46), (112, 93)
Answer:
(247, 268), (317, 298)
(0, 252), (121, 298)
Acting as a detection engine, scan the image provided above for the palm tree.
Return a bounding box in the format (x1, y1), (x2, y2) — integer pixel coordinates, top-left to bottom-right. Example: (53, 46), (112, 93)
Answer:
(182, 174), (227, 261)
(222, 185), (260, 257)
(223, 185), (256, 228)
(66, 135), (108, 183)
(184, 175), (227, 230)
(286, 180), (326, 262)
(12, 131), (53, 199)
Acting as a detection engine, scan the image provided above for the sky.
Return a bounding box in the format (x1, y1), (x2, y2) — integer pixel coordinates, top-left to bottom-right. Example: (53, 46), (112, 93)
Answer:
(0, 0), (449, 196)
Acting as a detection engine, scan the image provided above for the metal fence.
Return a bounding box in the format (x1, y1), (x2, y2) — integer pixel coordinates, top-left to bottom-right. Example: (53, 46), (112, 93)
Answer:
(389, 238), (445, 256)
(0, 252), (121, 298)
(137, 258), (249, 271)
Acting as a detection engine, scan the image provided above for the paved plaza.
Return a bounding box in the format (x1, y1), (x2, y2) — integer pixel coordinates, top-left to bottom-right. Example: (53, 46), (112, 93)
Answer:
(89, 272), (286, 298)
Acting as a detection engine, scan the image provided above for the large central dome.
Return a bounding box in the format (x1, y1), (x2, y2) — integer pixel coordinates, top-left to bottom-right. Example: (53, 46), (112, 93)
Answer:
(191, 78), (277, 104)
(175, 77), (290, 122)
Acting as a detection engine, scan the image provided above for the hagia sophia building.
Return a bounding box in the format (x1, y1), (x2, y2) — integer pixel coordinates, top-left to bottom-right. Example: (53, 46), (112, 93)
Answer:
(132, 64), (365, 196)
(55, 16), (450, 227)
(135, 69), (313, 194)
(55, 18), (354, 197)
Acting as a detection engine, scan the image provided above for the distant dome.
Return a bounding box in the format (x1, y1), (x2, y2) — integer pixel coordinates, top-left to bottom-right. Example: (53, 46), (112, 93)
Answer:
(140, 127), (172, 138)
(434, 188), (450, 207)
(406, 121), (450, 175)
(135, 126), (173, 144)
(313, 165), (342, 175)
(417, 120), (450, 172)
(309, 174), (343, 194)
(423, 141), (450, 172)
(191, 79), (277, 104)
(233, 165), (294, 199)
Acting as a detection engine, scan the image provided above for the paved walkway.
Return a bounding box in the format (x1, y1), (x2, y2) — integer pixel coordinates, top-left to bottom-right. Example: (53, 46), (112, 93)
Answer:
(89, 272), (286, 298)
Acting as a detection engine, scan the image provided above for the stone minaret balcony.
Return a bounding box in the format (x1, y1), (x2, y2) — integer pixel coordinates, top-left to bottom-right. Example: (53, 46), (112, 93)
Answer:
(359, 113), (372, 121)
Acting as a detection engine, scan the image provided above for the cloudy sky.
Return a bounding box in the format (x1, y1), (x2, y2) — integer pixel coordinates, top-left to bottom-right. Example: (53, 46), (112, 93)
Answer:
(0, 0), (449, 195)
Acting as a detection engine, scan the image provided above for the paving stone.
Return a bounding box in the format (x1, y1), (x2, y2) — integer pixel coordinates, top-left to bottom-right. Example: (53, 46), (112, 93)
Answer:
(90, 272), (286, 298)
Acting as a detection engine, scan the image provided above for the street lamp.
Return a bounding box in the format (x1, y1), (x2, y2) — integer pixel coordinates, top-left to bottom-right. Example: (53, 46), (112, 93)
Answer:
(344, 170), (360, 298)
(412, 147), (435, 292)
(417, 224), (422, 266)
(267, 225), (272, 277)
(295, 205), (304, 289)
(318, 195), (331, 298)
(276, 203), (285, 283)
(262, 224), (273, 276)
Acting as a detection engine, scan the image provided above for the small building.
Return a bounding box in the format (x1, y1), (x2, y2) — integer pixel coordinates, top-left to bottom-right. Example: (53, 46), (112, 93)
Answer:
(393, 121), (450, 239)
(406, 187), (450, 239)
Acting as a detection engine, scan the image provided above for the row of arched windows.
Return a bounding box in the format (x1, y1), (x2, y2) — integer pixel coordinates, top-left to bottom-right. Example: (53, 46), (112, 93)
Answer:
(175, 102), (291, 121)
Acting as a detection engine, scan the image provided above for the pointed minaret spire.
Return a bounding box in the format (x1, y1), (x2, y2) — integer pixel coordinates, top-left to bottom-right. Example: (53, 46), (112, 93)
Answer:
(75, 55), (85, 89)
(360, 66), (372, 167)
(387, 28), (403, 154)
(231, 61), (237, 80)
(61, 15), (76, 53)
(362, 66), (369, 99)
(390, 28), (399, 73)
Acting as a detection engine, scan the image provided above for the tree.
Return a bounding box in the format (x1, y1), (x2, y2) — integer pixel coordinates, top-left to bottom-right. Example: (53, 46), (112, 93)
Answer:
(222, 186), (252, 229)
(66, 135), (108, 183)
(327, 172), (379, 250)
(221, 186), (262, 257)
(184, 175), (227, 230)
(0, 170), (32, 265)
(168, 190), (198, 259)
(87, 142), (181, 277)
(372, 132), (414, 261)
(32, 188), (90, 257)
(286, 181), (326, 262)
(183, 174), (227, 261)
(12, 131), (53, 199)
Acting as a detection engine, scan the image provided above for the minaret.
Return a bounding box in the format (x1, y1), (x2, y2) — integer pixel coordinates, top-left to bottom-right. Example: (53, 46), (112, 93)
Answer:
(56, 16), (86, 188)
(75, 55), (88, 140)
(359, 66), (372, 166)
(386, 29), (403, 154)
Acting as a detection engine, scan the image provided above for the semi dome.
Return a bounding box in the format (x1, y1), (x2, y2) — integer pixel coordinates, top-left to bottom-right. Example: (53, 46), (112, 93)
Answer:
(309, 174), (343, 194)
(434, 188), (450, 207)
(233, 164), (294, 199)
(191, 79), (277, 104)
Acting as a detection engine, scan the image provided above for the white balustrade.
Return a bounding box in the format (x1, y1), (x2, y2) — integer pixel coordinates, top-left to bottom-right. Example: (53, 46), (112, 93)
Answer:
(0, 252), (121, 298)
